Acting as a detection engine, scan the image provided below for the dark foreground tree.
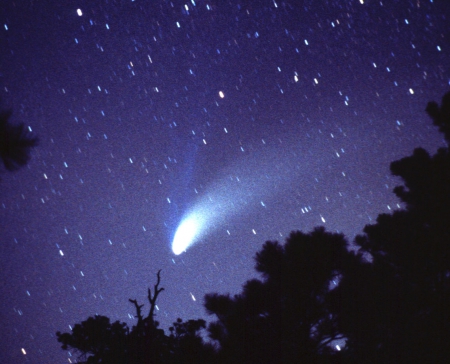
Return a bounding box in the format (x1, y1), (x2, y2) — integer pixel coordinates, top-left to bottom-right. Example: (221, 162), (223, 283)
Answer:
(203, 92), (450, 364)
(167, 318), (216, 364)
(333, 91), (450, 363)
(56, 270), (215, 364)
(0, 108), (38, 172)
(204, 227), (353, 364)
(56, 315), (129, 364)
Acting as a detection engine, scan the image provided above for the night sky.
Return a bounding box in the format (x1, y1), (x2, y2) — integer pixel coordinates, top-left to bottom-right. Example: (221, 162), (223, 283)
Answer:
(1, 0), (449, 362)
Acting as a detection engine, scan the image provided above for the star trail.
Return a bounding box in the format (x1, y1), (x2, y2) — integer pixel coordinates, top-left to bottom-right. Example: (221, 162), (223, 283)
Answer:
(0, 1), (449, 362)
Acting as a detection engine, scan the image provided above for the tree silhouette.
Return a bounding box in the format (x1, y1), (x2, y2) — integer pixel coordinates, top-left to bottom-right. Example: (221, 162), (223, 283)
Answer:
(126, 269), (171, 364)
(57, 271), (169, 364)
(0, 108), (38, 172)
(425, 91), (450, 142)
(56, 315), (129, 364)
(204, 227), (352, 364)
(167, 318), (216, 364)
(57, 270), (215, 364)
(333, 91), (450, 363)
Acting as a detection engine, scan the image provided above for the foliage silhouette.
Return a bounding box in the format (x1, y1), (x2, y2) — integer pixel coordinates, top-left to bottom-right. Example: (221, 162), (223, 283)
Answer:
(168, 318), (216, 364)
(333, 91), (450, 363)
(56, 315), (129, 364)
(204, 227), (352, 364)
(0, 107), (38, 172)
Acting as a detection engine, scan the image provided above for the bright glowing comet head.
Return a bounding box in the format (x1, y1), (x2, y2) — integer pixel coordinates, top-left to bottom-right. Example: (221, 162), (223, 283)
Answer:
(172, 212), (204, 255)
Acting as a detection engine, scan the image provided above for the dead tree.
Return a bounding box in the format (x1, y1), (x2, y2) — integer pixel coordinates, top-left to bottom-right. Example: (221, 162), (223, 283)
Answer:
(127, 270), (167, 363)
(147, 269), (164, 325)
(129, 270), (165, 330)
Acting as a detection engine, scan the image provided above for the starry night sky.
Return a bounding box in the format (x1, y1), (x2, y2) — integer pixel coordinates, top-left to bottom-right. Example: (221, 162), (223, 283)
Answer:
(1, 0), (449, 362)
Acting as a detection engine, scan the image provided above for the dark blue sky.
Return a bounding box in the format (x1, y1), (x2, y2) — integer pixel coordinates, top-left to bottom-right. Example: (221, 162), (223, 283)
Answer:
(1, 0), (449, 362)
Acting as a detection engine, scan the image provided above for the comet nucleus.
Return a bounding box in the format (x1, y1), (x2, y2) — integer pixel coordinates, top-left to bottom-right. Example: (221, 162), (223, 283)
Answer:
(172, 212), (204, 255)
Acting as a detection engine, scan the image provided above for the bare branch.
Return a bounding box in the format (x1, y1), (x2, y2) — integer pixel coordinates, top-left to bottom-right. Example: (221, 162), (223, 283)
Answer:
(128, 298), (144, 323)
(148, 269), (164, 322)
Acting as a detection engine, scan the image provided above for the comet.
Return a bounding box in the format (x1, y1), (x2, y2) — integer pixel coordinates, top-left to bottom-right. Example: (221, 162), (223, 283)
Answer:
(171, 137), (322, 255)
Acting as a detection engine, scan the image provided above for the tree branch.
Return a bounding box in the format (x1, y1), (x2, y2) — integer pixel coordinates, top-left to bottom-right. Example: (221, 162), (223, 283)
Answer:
(128, 299), (144, 323)
(148, 269), (164, 322)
